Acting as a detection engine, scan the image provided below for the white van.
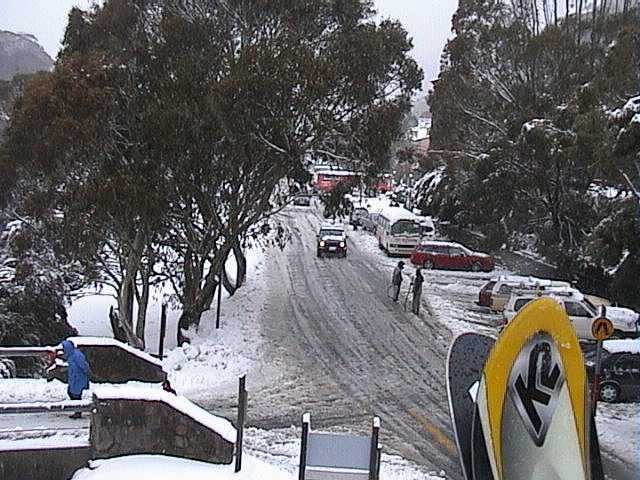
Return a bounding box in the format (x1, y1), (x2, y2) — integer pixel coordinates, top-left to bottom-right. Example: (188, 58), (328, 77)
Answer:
(479, 275), (572, 312)
(375, 206), (423, 255)
(503, 291), (639, 341)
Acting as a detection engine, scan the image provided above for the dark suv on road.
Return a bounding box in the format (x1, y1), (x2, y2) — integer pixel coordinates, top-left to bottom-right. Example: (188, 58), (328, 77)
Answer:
(585, 341), (640, 402)
(317, 223), (347, 258)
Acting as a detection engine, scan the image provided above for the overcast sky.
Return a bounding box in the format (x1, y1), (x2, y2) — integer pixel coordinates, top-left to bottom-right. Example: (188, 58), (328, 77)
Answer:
(0, 0), (458, 93)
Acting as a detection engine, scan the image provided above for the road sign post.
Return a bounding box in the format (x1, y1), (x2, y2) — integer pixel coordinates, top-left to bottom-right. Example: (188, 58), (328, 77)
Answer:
(590, 308), (613, 416)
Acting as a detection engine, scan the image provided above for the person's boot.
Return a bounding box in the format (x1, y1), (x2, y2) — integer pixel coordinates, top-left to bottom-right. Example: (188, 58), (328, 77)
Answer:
(69, 412), (82, 419)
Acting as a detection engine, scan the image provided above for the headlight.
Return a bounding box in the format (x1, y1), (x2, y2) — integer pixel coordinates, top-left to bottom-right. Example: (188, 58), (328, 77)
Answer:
(340, 241), (345, 248)
(319, 241), (325, 247)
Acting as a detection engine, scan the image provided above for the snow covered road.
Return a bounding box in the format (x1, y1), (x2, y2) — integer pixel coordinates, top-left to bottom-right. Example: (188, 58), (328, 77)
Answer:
(203, 205), (637, 480)
(229, 207), (460, 476)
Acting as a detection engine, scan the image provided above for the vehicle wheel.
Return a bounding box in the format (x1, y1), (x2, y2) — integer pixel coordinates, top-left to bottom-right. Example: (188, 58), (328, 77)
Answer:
(423, 260), (434, 269)
(599, 382), (621, 403)
(471, 262), (482, 272)
(316, 251), (322, 258)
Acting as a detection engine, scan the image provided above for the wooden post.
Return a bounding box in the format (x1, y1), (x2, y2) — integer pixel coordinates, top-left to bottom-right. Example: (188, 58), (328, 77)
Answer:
(216, 261), (223, 329)
(299, 413), (310, 480)
(158, 304), (167, 359)
(369, 417), (380, 480)
(235, 375), (247, 472)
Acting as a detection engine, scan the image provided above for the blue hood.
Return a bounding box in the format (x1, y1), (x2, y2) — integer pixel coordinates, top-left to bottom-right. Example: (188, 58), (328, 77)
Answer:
(61, 340), (75, 360)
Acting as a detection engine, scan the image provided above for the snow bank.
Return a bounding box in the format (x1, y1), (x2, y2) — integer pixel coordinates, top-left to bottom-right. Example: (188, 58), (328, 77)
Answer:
(602, 339), (640, 355)
(71, 454), (291, 480)
(164, 247), (267, 400)
(94, 385), (236, 443)
(596, 402), (640, 468)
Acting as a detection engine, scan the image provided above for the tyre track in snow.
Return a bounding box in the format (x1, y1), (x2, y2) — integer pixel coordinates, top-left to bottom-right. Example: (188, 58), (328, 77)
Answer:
(256, 208), (461, 477)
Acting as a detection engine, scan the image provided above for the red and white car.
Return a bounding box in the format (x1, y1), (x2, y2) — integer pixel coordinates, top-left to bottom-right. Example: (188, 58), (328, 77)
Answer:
(410, 241), (494, 272)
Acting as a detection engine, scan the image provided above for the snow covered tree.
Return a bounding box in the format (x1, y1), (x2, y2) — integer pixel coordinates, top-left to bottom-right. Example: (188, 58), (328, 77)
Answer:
(426, 1), (639, 303)
(0, 216), (78, 374)
(2, 0), (421, 346)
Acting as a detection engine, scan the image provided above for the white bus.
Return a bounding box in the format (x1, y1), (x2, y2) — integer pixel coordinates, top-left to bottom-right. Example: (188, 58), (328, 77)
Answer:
(375, 206), (424, 255)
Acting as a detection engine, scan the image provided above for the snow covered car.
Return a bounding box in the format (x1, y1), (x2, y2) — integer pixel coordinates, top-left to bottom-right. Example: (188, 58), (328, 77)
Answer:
(316, 223), (347, 258)
(585, 340), (640, 402)
(478, 275), (571, 311)
(410, 241), (494, 272)
(349, 207), (369, 229)
(503, 291), (640, 341)
(293, 194), (312, 206)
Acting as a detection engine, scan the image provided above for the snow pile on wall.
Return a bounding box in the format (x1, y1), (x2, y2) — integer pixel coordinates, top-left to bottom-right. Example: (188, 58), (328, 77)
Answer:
(94, 385), (236, 443)
(68, 336), (164, 368)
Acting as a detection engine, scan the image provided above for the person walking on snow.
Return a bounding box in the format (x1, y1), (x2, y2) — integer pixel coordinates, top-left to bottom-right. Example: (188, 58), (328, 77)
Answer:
(391, 261), (404, 302)
(411, 267), (424, 315)
(60, 339), (90, 419)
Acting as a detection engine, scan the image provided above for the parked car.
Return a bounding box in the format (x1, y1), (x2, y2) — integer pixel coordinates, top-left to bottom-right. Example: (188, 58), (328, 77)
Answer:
(349, 207), (369, 229)
(477, 275), (571, 311)
(317, 223), (347, 258)
(410, 241), (494, 272)
(416, 215), (436, 237)
(360, 212), (380, 234)
(293, 194), (312, 206)
(585, 340), (640, 402)
(503, 290), (640, 341)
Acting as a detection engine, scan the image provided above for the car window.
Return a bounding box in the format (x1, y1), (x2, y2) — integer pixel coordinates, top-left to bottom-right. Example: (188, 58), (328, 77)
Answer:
(564, 301), (592, 317)
(498, 284), (511, 294)
(583, 297), (599, 316)
(391, 220), (421, 236)
(448, 247), (462, 256)
(613, 355), (640, 373)
(514, 298), (531, 311)
(320, 229), (343, 237)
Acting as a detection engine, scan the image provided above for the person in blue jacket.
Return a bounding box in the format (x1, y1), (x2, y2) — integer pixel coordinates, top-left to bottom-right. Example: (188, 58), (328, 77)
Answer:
(60, 340), (90, 418)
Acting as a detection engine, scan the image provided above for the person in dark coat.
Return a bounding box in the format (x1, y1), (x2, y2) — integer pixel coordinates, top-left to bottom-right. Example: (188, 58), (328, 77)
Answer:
(60, 340), (90, 418)
(411, 267), (424, 314)
(391, 261), (404, 302)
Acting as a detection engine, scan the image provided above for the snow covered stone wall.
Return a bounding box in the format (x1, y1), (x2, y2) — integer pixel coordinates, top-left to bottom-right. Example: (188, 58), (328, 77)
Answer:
(91, 387), (235, 465)
(0, 445), (91, 480)
(48, 337), (167, 384)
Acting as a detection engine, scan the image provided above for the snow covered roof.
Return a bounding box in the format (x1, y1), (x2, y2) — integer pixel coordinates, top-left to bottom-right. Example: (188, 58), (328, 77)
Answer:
(316, 170), (357, 177)
(94, 385), (237, 443)
(320, 222), (345, 230)
(491, 275), (570, 287)
(417, 240), (463, 248)
(603, 339), (640, 355)
(67, 336), (164, 369)
(378, 206), (419, 224)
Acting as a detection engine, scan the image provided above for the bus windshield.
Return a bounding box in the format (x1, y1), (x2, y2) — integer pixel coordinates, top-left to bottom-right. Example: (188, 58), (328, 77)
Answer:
(391, 220), (421, 236)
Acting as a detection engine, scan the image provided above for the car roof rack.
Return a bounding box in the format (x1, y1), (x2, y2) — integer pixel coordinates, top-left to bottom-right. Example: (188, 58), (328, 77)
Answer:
(511, 285), (580, 297)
